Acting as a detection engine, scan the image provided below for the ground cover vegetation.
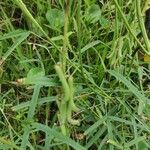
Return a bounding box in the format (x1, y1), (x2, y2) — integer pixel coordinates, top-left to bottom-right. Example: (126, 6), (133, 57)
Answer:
(0, 0), (150, 149)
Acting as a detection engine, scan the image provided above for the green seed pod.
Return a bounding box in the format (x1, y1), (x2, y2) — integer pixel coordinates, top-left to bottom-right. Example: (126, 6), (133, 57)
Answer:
(55, 64), (70, 102)
(68, 76), (79, 112)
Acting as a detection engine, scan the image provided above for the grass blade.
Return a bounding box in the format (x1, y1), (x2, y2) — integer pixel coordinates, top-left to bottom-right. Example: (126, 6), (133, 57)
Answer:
(0, 137), (19, 150)
(2, 32), (30, 61)
(108, 70), (150, 115)
(21, 85), (41, 149)
(124, 136), (146, 148)
(12, 96), (56, 111)
(84, 116), (107, 135)
(32, 123), (86, 150)
(0, 30), (29, 40)
(81, 40), (100, 53)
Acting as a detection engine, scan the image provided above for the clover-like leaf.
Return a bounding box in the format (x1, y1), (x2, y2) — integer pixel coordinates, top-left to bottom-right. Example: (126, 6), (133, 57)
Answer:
(18, 68), (57, 87)
(46, 9), (64, 30)
(85, 4), (101, 24)
(27, 67), (45, 79)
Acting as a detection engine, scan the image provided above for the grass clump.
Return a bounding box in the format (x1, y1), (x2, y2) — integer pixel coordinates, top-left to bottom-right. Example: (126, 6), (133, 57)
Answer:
(0, 0), (150, 149)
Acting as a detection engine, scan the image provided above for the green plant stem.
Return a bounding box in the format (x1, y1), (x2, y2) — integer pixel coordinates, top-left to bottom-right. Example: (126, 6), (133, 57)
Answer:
(136, 0), (150, 55)
(113, 0), (149, 54)
(62, 0), (70, 72)
(13, 0), (59, 50)
(55, 64), (69, 136)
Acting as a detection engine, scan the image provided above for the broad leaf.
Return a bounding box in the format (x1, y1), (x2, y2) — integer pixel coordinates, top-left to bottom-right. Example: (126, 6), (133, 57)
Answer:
(46, 9), (64, 30)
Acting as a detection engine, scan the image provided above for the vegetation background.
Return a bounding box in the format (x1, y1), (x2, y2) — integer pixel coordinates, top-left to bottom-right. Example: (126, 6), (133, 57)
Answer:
(0, 0), (150, 149)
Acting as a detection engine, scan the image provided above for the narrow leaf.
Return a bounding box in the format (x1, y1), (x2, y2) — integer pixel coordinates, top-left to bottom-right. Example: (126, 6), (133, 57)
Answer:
(81, 40), (100, 53)
(2, 32), (30, 61)
(108, 70), (150, 115)
(32, 123), (86, 150)
(0, 30), (29, 40)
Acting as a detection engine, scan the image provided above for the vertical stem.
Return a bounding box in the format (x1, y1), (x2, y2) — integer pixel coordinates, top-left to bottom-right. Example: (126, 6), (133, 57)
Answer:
(77, 0), (84, 76)
(55, 64), (70, 136)
(62, 0), (69, 72)
(113, 0), (148, 54)
(136, 0), (150, 54)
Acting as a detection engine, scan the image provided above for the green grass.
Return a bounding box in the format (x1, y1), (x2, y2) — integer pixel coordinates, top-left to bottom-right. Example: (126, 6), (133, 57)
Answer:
(0, 0), (150, 149)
